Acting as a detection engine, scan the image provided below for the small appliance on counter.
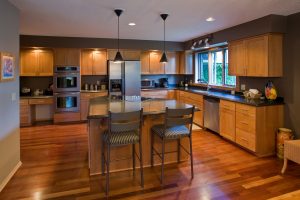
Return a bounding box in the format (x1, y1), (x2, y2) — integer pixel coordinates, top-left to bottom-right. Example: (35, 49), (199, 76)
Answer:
(21, 87), (31, 96)
(34, 89), (44, 96)
(141, 79), (155, 88)
(159, 78), (169, 88)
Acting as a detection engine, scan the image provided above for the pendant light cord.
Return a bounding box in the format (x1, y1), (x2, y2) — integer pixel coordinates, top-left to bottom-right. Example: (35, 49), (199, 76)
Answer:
(118, 16), (120, 51)
(163, 19), (165, 53)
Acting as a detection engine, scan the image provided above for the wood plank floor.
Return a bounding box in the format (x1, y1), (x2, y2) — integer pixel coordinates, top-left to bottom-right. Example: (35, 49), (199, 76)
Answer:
(1, 123), (300, 199)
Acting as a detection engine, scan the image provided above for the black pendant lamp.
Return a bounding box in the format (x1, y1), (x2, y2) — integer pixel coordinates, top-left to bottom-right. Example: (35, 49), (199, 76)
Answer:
(114, 9), (124, 63)
(160, 13), (168, 63)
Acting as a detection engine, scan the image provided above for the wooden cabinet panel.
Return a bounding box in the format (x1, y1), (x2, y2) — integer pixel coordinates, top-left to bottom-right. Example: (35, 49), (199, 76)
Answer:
(93, 51), (107, 75)
(81, 50), (93, 75)
(80, 92), (108, 120)
(38, 50), (53, 76)
(28, 98), (53, 105)
(236, 128), (256, 152)
(141, 51), (150, 74)
(54, 48), (80, 66)
(20, 49), (53, 76)
(20, 50), (38, 76)
(164, 52), (179, 74)
(123, 50), (141, 60)
(141, 90), (168, 98)
(167, 90), (176, 100)
(220, 100), (236, 142)
(228, 34), (283, 77)
(20, 99), (32, 127)
(228, 40), (246, 76)
(236, 103), (256, 117)
(245, 36), (268, 76)
(179, 51), (193, 75)
(149, 52), (164, 74)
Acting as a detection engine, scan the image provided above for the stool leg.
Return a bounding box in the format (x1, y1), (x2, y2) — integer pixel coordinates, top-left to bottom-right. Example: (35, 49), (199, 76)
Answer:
(139, 140), (144, 188)
(133, 144), (136, 171)
(189, 136), (194, 179)
(101, 141), (105, 175)
(106, 144), (110, 196)
(151, 133), (154, 167)
(161, 138), (165, 185)
(281, 158), (288, 174)
(177, 138), (181, 163)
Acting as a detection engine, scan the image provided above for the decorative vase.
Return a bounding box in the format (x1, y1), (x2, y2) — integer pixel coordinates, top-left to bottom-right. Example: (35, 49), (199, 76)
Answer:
(265, 81), (277, 100)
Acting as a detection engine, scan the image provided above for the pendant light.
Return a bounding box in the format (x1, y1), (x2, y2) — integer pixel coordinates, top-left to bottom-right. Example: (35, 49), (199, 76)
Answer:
(160, 13), (168, 63)
(114, 9), (124, 63)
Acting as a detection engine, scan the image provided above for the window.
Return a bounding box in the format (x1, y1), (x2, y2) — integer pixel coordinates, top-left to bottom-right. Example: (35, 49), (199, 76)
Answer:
(195, 48), (236, 87)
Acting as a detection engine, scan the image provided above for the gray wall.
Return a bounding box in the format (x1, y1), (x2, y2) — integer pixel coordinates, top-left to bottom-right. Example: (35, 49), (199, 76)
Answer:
(0, 0), (20, 189)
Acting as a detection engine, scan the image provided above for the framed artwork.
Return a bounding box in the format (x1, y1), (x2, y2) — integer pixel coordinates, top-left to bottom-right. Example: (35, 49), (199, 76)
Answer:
(0, 52), (15, 82)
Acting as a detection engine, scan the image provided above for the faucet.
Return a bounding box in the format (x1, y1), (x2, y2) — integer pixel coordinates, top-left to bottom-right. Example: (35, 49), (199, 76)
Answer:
(197, 79), (211, 91)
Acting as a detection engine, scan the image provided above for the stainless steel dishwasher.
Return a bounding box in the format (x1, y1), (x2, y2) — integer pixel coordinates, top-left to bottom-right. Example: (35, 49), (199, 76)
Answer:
(204, 96), (220, 133)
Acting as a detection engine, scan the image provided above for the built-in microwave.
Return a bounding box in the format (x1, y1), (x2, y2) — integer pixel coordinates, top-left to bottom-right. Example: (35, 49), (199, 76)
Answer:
(141, 79), (155, 88)
(54, 92), (80, 112)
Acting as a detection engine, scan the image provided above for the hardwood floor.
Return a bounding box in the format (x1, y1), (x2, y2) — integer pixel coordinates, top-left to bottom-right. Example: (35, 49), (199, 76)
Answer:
(1, 123), (300, 199)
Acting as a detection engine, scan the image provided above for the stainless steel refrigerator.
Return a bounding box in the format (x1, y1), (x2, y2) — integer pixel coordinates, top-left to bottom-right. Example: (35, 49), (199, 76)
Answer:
(108, 60), (141, 97)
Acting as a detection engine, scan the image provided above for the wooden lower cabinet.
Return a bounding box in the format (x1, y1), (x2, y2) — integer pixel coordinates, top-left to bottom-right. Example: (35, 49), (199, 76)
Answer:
(80, 91), (108, 121)
(220, 102), (284, 156)
(20, 99), (33, 126)
(141, 90), (170, 99)
(220, 100), (236, 142)
(179, 91), (203, 126)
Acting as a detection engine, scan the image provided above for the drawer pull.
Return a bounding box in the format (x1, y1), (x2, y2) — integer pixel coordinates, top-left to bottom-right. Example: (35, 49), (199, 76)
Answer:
(240, 121), (248, 125)
(240, 137), (249, 143)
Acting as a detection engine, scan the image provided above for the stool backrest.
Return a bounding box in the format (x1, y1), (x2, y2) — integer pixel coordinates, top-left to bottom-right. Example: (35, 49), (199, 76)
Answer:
(108, 109), (143, 136)
(165, 106), (195, 134)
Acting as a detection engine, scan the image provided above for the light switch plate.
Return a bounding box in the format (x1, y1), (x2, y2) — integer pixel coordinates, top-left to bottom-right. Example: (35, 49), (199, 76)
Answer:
(241, 84), (246, 91)
(11, 93), (16, 101)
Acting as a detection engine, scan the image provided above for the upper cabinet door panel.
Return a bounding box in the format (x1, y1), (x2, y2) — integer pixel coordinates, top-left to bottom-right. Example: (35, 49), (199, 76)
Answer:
(67, 49), (80, 66)
(54, 48), (80, 66)
(93, 50), (107, 75)
(149, 51), (164, 74)
(38, 50), (53, 76)
(228, 40), (246, 76)
(20, 50), (38, 76)
(179, 51), (193, 75)
(141, 51), (150, 74)
(81, 50), (93, 75)
(164, 52), (179, 74)
(245, 36), (268, 76)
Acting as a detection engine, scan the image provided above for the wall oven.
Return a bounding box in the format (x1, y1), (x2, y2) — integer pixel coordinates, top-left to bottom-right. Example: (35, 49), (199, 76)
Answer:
(53, 66), (80, 92)
(54, 92), (80, 112)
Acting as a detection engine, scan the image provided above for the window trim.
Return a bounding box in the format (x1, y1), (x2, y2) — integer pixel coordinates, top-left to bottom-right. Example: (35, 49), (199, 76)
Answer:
(193, 47), (240, 91)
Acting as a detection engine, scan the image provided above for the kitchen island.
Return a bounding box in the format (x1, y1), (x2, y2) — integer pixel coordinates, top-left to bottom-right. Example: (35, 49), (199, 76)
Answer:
(87, 96), (197, 175)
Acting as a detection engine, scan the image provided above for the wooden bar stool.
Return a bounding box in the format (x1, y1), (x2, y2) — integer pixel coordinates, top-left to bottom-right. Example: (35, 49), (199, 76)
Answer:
(101, 109), (144, 195)
(150, 106), (195, 184)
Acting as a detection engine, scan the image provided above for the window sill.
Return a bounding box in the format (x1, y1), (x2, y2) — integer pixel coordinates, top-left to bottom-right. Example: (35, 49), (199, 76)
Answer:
(190, 83), (238, 91)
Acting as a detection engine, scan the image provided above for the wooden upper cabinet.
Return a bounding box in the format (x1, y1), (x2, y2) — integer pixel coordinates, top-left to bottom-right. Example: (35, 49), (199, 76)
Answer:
(228, 40), (246, 76)
(81, 50), (107, 75)
(93, 50), (107, 75)
(179, 51), (193, 74)
(164, 52), (179, 74)
(107, 49), (140, 60)
(54, 48), (80, 66)
(20, 49), (53, 76)
(149, 51), (164, 74)
(141, 51), (150, 74)
(228, 33), (283, 77)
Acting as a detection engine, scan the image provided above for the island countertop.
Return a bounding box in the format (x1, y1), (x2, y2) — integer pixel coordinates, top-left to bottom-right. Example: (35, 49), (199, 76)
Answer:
(88, 96), (198, 119)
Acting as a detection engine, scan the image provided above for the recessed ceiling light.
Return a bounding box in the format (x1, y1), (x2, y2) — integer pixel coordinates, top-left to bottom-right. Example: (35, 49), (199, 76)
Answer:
(206, 17), (215, 22)
(128, 22), (136, 26)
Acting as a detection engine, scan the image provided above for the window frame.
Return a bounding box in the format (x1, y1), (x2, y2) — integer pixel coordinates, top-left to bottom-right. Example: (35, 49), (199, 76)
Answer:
(194, 46), (239, 91)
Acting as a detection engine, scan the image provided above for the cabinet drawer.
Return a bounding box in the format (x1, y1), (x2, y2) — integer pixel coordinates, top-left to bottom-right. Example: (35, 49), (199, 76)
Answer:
(236, 103), (256, 116)
(29, 98), (53, 105)
(220, 100), (235, 111)
(188, 93), (203, 102)
(236, 112), (256, 133)
(81, 92), (108, 100)
(236, 128), (256, 152)
(20, 99), (29, 105)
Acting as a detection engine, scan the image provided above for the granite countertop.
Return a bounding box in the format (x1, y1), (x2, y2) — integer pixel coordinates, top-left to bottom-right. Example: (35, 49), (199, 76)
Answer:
(20, 95), (54, 99)
(142, 86), (284, 107)
(80, 90), (108, 93)
(88, 97), (198, 119)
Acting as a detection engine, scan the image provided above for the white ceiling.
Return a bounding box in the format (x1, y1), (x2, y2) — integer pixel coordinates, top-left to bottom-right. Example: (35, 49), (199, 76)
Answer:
(9, 0), (300, 42)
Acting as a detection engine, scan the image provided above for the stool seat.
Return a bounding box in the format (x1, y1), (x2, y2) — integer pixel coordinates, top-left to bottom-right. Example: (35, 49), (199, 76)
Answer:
(151, 124), (190, 139)
(103, 130), (139, 146)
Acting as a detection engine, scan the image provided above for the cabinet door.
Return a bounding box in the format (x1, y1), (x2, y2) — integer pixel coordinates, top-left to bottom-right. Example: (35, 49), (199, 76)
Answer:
(228, 40), (246, 76)
(20, 50), (38, 76)
(149, 51), (164, 74)
(141, 51), (150, 74)
(80, 99), (89, 121)
(179, 51), (193, 74)
(54, 48), (67, 66)
(38, 50), (53, 76)
(81, 50), (93, 75)
(245, 36), (268, 76)
(123, 50), (141, 60)
(20, 99), (31, 126)
(164, 52), (179, 74)
(167, 90), (176, 99)
(67, 49), (80, 66)
(93, 51), (107, 75)
(220, 107), (236, 142)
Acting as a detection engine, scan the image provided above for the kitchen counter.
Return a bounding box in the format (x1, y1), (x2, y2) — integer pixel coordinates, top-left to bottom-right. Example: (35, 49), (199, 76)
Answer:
(80, 90), (108, 93)
(88, 96), (198, 119)
(20, 95), (53, 99)
(142, 86), (284, 107)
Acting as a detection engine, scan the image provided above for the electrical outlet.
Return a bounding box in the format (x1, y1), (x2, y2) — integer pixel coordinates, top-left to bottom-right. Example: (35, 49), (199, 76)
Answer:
(241, 84), (246, 91)
(11, 93), (16, 102)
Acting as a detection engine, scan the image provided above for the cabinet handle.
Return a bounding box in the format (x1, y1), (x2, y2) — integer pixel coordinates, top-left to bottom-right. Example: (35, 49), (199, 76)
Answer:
(240, 121), (248, 125)
(240, 137), (249, 143)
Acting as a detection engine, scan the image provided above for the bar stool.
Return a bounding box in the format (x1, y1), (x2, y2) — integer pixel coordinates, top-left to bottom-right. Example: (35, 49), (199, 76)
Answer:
(150, 106), (195, 184)
(102, 109), (144, 195)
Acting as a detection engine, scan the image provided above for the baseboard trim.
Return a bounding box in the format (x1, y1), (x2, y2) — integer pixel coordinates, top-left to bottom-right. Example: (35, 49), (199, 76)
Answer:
(0, 161), (22, 192)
